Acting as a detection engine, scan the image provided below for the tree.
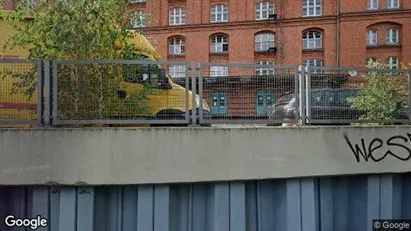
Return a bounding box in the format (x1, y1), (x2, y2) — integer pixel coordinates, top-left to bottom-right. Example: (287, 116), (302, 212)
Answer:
(347, 60), (409, 126)
(0, 0), (153, 120)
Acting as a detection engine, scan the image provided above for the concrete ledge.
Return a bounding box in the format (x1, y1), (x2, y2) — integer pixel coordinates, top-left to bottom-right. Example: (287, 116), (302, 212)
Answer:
(0, 127), (411, 185)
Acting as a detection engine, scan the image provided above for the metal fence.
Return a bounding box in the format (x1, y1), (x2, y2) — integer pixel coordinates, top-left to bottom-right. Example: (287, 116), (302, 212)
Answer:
(0, 59), (410, 127)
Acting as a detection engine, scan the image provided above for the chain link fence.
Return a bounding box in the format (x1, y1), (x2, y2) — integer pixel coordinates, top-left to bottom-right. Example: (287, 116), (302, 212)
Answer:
(0, 59), (42, 126)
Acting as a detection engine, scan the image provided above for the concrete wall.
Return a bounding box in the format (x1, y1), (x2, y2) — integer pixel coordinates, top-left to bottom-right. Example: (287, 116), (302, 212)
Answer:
(0, 127), (411, 185)
(1, 173), (410, 231)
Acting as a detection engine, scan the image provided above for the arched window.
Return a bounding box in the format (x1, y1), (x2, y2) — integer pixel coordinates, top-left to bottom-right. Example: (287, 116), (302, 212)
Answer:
(169, 8), (185, 25)
(386, 28), (399, 44)
(130, 11), (146, 28)
(303, 30), (322, 49)
(210, 4), (228, 23)
(169, 37), (185, 55)
(255, 33), (275, 51)
(255, 2), (275, 20)
(366, 30), (378, 46)
(210, 34), (228, 53)
(255, 61), (275, 75)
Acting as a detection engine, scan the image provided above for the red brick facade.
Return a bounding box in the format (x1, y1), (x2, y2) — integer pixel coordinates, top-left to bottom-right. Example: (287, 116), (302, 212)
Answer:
(127, 0), (411, 67)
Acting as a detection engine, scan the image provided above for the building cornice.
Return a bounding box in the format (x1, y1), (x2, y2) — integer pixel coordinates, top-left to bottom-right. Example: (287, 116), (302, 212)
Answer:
(340, 9), (411, 18)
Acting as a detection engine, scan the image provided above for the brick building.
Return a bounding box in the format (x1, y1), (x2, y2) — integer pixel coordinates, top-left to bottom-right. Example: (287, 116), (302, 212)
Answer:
(2, 0), (410, 117)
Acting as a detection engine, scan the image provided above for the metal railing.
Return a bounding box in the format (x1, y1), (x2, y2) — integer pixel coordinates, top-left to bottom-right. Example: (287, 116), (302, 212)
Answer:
(0, 59), (410, 127)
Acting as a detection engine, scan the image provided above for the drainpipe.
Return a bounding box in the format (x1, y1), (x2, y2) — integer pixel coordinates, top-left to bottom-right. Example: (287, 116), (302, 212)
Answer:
(336, 0), (341, 66)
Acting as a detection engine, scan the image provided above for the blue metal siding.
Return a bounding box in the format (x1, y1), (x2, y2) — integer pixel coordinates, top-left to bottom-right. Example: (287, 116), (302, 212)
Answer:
(1, 173), (410, 231)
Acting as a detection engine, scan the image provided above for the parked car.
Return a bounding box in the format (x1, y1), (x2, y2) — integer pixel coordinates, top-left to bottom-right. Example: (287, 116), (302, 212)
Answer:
(268, 88), (409, 126)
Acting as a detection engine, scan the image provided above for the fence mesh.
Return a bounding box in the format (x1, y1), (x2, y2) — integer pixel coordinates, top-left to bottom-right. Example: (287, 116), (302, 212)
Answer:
(198, 64), (298, 124)
(0, 61), (39, 123)
(307, 67), (410, 124)
(54, 61), (189, 123)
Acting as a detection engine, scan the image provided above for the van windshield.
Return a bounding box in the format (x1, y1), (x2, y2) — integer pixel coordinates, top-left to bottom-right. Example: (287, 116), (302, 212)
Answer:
(277, 93), (295, 104)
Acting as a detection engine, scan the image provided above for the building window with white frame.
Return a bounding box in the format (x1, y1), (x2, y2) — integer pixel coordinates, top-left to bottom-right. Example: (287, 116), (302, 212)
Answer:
(366, 30), (378, 46)
(169, 65), (187, 78)
(210, 66), (229, 77)
(304, 59), (323, 73)
(303, 31), (322, 49)
(255, 61), (275, 75)
(255, 2), (275, 20)
(387, 57), (399, 69)
(169, 38), (185, 55)
(131, 0), (145, 3)
(210, 4), (228, 23)
(387, 0), (399, 9)
(255, 33), (275, 51)
(210, 35), (228, 53)
(302, 0), (322, 17)
(169, 8), (185, 25)
(366, 57), (378, 65)
(386, 28), (399, 44)
(367, 0), (378, 9)
(130, 11), (146, 28)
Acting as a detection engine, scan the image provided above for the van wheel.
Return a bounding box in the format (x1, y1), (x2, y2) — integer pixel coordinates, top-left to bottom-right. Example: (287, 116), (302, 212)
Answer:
(152, 110), (188, 127)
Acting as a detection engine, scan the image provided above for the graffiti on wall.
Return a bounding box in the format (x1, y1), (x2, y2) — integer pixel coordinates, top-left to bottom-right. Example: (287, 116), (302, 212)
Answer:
(343, 133), (411, 163)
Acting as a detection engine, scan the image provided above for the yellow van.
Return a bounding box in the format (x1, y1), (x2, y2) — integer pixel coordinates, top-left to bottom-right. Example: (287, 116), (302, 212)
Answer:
(0, 32), (210, 125)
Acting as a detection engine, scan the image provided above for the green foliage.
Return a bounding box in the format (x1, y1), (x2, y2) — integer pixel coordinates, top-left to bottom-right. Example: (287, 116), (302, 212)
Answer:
(0, 0), (154, 120)
(347, 60), (409, 126)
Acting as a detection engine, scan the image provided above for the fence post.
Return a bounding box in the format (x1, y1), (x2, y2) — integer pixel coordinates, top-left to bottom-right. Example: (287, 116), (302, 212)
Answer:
(298, 65), (307, 126)
(44, 60), (52, 127)
(191, 62), (198, 126)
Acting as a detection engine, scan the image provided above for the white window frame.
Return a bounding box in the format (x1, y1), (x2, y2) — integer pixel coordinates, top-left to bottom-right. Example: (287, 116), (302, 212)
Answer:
(210, 35), (228, 53)
(366, 57), (378, 65)
(169, 38), (185, 55)
(131, 0), (145, 3)
(386, 28), (399, 44)
(367, 0), (378, 9)
(303, 31), (322, 49)
(255, 33), (275, 51)
(256, 61), (275, 75)
(255, 2), (275, 20)
(169, 8), (186, 25)
(387, 0), (399, 9)
(130, 11), (146, 28)
(302, 0), (322, 17)
(210, 4), (228, 23)
(210, 66), (229, 77)
(304, 59), (323, 73)
(387, 57), (399, 69)
(169, 65), (186, 78)
(366, 30), (378, 46)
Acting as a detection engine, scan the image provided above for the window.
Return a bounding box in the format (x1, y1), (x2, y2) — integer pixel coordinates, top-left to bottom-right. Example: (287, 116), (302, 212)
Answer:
(255, 2), (275, 20)
(130, 11), (146, 28)
(169, 38), (185, 55)
(169, 65), (186, 78)
(210, 35), (228, 53)
(210, 66), (229, 77)
(210, 4), (228, 23)
(169, 8), (185, 25)
(304, 59), (323, 73)
(386, 28), (399, 44)
(255, 33), (275, 51)
(302, 0), (322, 17)
(367, 0), (378, 9)
(387, 0), (399, 9)
(387, 57), (399, 69)
(366, 57), (378, 65)
(256, 61), (275, 75)
(366, 30), (378, 46)
(131, 0), (145, 2)
(303, 31), (322, 49)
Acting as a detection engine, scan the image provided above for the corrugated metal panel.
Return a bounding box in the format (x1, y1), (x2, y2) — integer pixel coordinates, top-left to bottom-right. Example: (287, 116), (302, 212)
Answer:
(0, 173), (410, 231)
